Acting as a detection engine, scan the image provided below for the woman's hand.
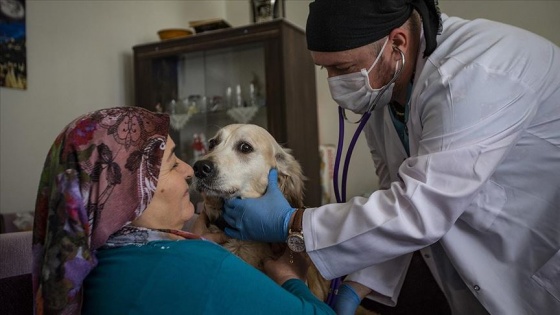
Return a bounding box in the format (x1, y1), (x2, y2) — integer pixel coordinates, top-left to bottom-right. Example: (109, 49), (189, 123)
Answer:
(263, 246), (309, 285)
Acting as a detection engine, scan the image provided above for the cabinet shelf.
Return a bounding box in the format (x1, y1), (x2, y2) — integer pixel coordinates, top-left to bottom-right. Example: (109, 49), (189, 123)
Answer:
(169, 106), (264, 131)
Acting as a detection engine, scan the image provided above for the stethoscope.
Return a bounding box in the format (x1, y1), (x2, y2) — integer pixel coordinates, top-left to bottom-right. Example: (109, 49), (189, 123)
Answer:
(325, 46), (406, 307)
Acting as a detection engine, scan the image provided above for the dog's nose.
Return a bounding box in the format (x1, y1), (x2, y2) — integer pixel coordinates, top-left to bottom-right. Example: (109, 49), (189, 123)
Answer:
(193, 160), (215, 179)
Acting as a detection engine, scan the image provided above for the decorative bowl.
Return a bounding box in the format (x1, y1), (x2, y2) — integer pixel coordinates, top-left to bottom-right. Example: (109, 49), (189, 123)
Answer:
(157, 29), (193, 40)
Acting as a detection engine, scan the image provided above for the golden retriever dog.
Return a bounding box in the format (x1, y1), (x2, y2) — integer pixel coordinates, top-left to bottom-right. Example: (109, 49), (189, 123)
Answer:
(191, 123), (331, 301)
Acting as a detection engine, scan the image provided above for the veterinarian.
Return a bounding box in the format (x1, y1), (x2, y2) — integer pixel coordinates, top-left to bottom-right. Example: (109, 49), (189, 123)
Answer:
(32, 107), (335, 315)
(222, 0), (560, 314)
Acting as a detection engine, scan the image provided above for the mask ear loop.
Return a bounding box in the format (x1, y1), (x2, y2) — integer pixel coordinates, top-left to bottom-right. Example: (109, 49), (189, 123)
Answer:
(342, 46), (406, 124)
(328, 46), (406, 308)
(365, 37), (390, 75)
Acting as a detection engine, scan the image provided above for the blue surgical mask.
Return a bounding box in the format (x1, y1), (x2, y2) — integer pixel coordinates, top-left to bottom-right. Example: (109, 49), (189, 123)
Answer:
(327, 37), (396, 114)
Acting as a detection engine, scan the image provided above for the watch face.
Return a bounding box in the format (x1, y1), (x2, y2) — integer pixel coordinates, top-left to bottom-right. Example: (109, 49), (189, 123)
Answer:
(287, 234), (305, 252)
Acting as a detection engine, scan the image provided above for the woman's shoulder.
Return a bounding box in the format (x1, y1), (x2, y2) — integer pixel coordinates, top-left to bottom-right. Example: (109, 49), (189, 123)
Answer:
(99, 239), (232, 262)
(148, 239), (231, 256)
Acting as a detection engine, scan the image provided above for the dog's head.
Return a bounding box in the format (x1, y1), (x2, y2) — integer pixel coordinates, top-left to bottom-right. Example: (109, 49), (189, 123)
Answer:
(192, 124), (306, 221)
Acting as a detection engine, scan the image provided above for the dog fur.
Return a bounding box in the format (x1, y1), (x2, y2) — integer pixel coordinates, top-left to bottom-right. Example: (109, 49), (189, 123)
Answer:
(191, 123), (331, 301)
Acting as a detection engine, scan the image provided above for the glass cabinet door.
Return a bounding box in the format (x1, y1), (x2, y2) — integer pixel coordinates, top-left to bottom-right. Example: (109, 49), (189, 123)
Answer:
(155, 43), (268, 165)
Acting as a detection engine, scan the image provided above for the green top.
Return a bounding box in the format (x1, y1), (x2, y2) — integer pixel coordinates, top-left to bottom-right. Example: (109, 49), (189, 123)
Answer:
(82, 240), (334, 315)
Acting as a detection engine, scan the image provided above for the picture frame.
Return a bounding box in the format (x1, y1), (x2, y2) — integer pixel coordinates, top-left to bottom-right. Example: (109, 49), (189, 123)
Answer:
(251, 0), (285, 23)
(0, 0), (27, 89)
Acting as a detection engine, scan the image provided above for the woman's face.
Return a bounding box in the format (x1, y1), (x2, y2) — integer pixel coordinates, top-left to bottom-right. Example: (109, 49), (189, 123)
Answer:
(133, 136), (195, 230)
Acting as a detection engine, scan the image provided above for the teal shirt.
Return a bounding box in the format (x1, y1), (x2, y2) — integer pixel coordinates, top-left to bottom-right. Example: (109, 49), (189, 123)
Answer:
(83, 240), (334, 315)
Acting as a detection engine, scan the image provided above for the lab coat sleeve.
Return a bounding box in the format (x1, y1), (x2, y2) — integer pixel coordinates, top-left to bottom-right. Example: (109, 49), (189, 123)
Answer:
(304, 58), (541, 293)
(344, 253), (413, 306)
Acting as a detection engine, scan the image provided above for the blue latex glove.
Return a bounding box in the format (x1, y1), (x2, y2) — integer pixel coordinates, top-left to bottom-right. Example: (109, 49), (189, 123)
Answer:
(223, 168), (296, 242)
(332, 283), (361, 315)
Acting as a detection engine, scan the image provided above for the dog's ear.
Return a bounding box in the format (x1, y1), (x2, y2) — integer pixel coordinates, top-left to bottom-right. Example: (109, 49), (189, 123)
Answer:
(275, 146), (306, 208)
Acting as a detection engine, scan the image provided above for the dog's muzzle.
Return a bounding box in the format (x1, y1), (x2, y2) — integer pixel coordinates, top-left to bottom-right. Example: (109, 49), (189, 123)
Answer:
(193, 159), (215, 179)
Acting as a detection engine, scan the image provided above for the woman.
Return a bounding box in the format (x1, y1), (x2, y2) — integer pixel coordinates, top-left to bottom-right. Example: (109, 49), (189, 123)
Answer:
(32, 106), (334, 315)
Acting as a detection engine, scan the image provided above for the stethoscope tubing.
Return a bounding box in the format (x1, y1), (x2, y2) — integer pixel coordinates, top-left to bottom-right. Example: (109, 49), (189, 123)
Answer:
(326, 47), (405, 308)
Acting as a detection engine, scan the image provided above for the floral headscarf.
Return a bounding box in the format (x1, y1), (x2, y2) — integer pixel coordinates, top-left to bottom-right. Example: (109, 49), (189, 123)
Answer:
(32, 107), (173, 314)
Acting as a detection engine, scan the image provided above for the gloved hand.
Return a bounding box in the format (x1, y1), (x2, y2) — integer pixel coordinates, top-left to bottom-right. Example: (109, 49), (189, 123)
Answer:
(332, 283), (361, 315)
(223, 168), (296, 242)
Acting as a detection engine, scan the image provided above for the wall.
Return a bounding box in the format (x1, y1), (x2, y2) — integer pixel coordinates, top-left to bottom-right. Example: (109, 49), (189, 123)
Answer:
(0, 0), (227, 214)
(1, 0), (559, 214)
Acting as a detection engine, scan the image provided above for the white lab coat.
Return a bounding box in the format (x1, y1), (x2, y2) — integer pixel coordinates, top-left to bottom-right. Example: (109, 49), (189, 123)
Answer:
(305, 15), (560, 315)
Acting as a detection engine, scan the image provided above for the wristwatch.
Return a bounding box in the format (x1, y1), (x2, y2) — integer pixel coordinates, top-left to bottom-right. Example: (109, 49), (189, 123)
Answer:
(287, 208), (306, 252)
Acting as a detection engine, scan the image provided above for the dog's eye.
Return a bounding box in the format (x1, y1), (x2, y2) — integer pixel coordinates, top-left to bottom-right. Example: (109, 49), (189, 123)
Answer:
(238, 142), (253, 154)
(208, 138), (217, 151)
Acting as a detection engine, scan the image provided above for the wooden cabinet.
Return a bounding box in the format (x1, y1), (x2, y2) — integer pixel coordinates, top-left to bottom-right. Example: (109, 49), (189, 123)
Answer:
(133, 19), (321, 207)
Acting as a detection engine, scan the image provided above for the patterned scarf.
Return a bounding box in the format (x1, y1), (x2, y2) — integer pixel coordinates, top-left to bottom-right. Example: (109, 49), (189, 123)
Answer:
(32, 107), (199, 315)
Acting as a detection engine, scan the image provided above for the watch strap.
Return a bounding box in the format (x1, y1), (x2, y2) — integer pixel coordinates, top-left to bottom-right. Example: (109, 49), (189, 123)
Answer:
(290, 208), (305, 233)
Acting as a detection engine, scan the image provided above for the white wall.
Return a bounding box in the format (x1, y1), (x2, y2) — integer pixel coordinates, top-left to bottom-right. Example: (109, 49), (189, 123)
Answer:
(0, 0), (227, 214)
(1, 0), (559, 214)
